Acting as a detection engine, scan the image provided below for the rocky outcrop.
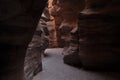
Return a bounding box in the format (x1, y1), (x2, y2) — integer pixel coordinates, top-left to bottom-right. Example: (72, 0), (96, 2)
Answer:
(0, 0), (47, 80)
(24, 35), (43, 80)
(63, 27), (82, 67)
(24, 6), (50, 80)
(53, 0), (85, 66)
(78, 0), (120, 69)
(50, 0), (85, 47)
(62, 0), (120, 70)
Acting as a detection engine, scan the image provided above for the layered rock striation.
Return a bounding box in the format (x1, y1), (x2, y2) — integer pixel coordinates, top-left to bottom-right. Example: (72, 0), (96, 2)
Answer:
(78, 0), (120, 69)
(24, 6), (50, 80)
(60, 0), (120, 69)
(0, 0), (47, 80)
(51, 0), (85, 47)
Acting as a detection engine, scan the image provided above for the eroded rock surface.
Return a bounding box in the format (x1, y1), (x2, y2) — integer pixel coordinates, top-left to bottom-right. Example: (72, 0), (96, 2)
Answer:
(78, 0), (120, 69)
(51, 0), (85, 66)
(24, 6), (50, 80)
(0, 0), (47, 80)
(50, 0), (85, 47)
(58, 0), (120, 69)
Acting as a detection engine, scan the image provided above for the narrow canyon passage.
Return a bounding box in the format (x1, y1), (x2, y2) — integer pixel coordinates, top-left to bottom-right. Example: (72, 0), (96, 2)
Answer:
(0, 0), (120, 80)
(33, 48), (120, 80)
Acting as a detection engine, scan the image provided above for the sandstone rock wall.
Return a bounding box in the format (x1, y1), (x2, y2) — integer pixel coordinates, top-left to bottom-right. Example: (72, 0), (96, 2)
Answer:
(52, 0), (85, 66)
(51, 0), (85, 47)
(24, 6), (50, 80)
(24, 35), (42, 80)
(61, 0), (120, 69)
(0, 0), (47, 80)
(79, 0), (120, 69)
(63, 27), (82, 67)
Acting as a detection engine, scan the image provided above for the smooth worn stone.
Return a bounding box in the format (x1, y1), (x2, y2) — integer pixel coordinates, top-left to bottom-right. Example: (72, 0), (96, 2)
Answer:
(24, 6), (50, 80)
(78, 0), (120, 69)
(0, 0), (47, 80)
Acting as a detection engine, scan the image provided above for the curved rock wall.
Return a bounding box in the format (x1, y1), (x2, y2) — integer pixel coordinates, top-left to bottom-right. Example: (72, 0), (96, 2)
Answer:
(79, 0), (120, 69)
(24, 6), (50, 80)
(0, 0), (47, 80)
(60, 0), (120, 69)
(51, 0), (85, 47)
(51, 0), (85, 66)
(1, 1), (120, 80)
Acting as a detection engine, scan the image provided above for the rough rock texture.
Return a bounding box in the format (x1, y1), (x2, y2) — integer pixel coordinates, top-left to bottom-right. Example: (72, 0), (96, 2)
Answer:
(0, 0), (47, 80)
(78, 0), (120, 69)
(62, 0), (120, 70)
(63, 27), (81, 67)
(52, 0), (85, 66)
(50, 0), (85, 47)
(24, 6), (50, 80)
(24, 35), (42, 80)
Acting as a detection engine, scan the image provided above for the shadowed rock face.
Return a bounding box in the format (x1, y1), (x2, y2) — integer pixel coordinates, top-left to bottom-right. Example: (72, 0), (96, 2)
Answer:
(84, 0), (120, 14)
(51, 0), (85, 66)
(0, 1), (120, 80)
(62, 0), (120, 70)
(79, 0), (120, 69)
(0, 0), (47, 80)
(51, 0), (85, 47)
(24, 7), (50, 80)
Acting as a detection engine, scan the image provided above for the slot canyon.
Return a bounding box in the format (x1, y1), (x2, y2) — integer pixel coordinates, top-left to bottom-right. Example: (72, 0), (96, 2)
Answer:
(0, 0), (120, 80)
